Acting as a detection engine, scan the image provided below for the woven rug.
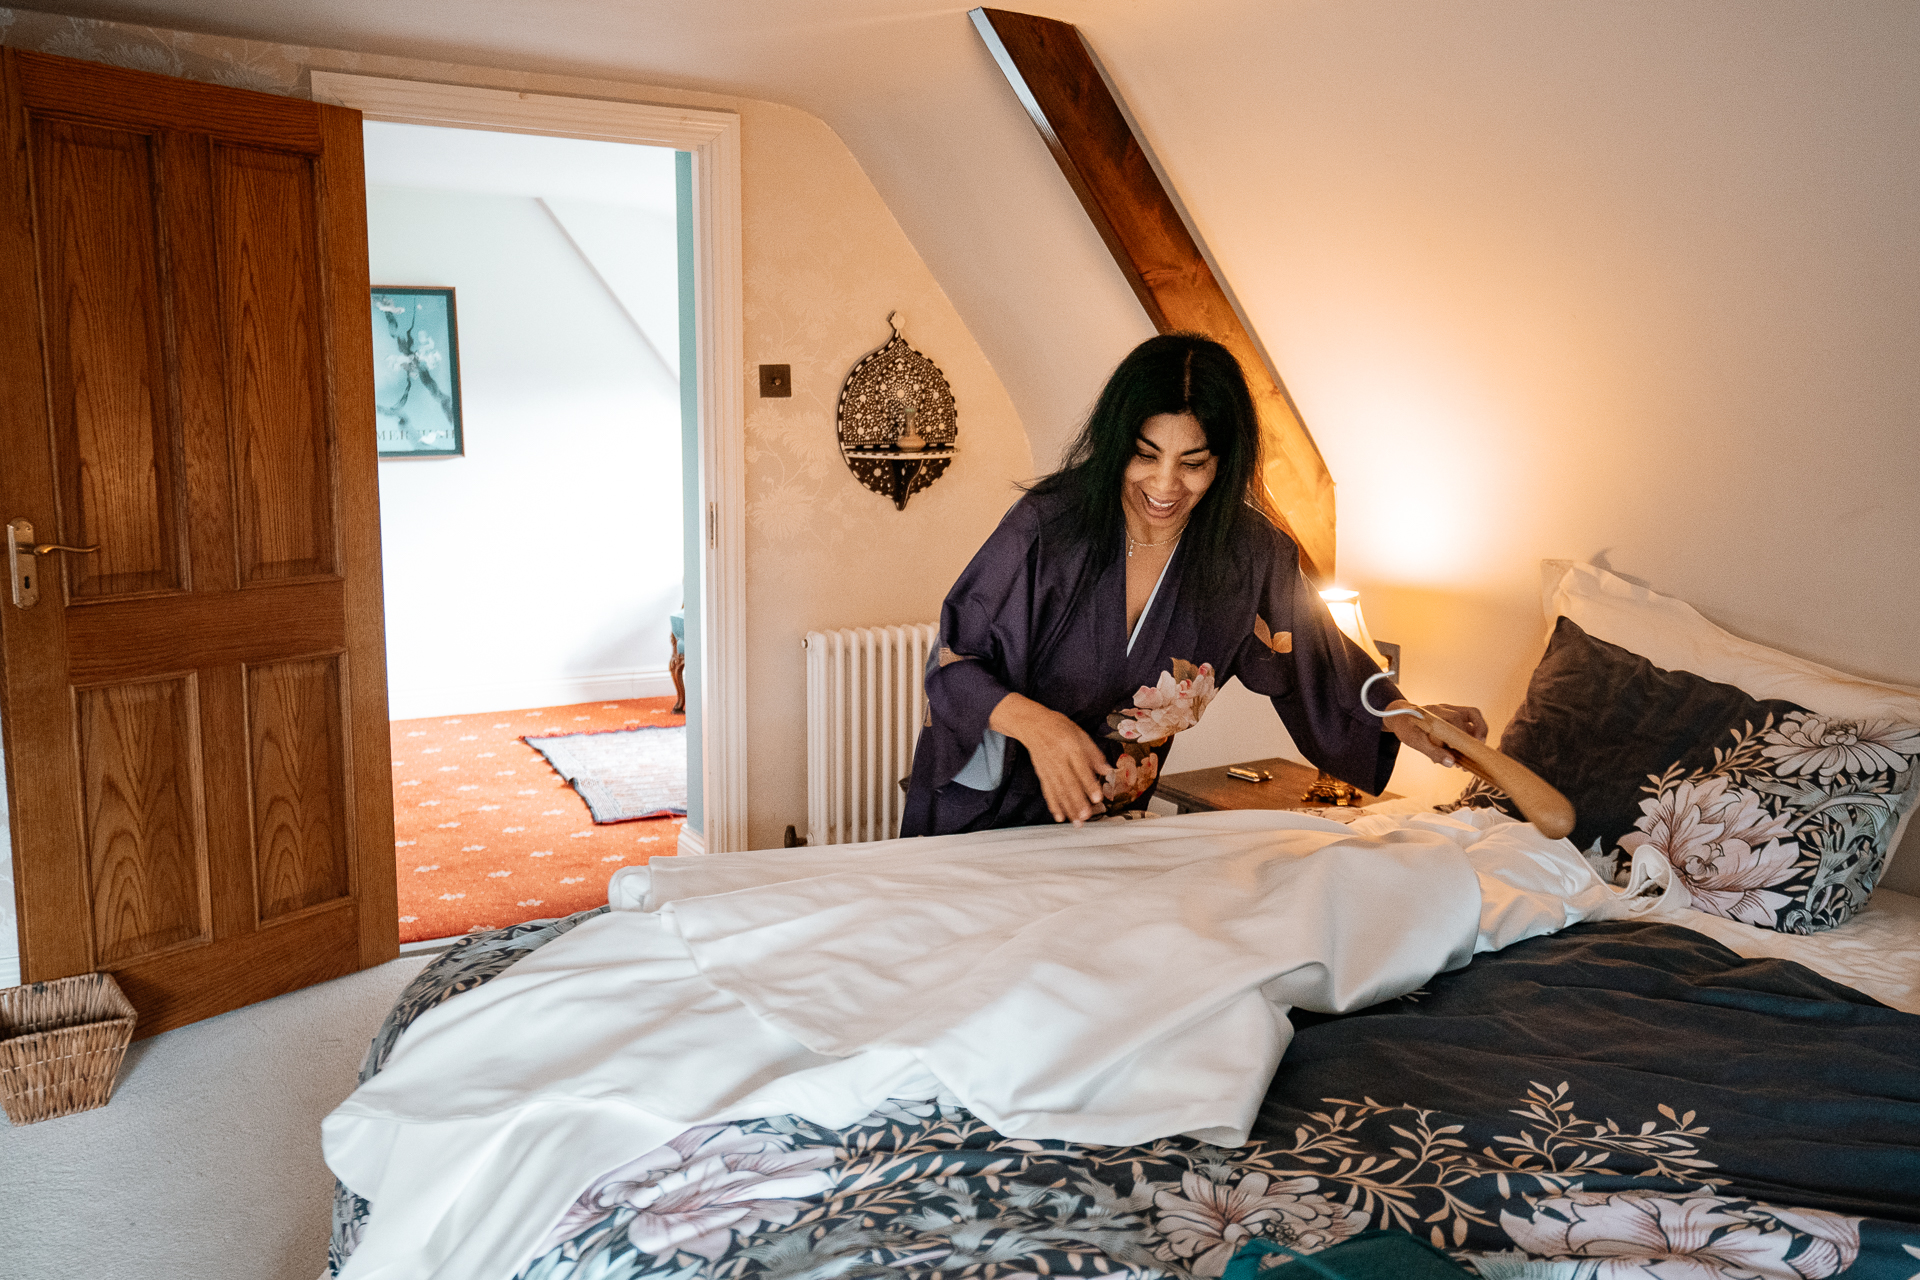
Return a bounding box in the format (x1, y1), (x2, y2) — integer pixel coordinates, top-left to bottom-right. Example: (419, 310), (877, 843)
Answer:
(522, 725), (687, 823)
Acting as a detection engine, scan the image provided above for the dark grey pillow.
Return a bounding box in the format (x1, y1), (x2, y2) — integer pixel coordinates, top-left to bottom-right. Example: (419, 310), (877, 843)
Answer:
(1457, 617), (1920, 933)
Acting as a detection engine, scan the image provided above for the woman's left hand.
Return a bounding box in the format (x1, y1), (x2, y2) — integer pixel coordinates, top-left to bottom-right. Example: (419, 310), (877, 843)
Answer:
(1385, 700), (1488, 768)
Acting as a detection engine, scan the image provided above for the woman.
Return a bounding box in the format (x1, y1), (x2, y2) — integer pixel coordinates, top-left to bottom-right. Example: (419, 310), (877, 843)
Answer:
(901, 333), (1484, 837)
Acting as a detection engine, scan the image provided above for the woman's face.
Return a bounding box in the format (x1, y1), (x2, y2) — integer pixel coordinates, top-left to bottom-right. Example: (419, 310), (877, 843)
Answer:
(1123, 411), (1217, 531)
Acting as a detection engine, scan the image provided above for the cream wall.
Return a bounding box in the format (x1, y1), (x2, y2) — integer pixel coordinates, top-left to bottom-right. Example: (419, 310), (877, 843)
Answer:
(737, 133), (1033, 848)
(1142, 6), (1920, 868)
(0, 8), (1033, 855)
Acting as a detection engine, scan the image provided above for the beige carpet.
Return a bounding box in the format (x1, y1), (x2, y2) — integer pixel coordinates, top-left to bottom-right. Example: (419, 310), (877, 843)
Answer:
(0, 954), (429, 1280)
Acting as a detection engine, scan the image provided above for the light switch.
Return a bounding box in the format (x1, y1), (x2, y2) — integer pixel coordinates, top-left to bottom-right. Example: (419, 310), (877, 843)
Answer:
(759, 364), (791, 397)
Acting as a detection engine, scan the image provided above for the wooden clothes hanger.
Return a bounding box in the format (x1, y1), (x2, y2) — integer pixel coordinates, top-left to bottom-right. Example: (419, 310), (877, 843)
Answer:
(1362, 673), (1576, 841)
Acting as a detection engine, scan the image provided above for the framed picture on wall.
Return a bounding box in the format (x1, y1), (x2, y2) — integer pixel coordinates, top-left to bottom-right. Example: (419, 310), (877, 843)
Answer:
(371, 285), (464, 458)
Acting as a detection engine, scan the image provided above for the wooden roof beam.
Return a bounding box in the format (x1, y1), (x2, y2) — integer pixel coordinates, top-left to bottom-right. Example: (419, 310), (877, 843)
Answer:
(971, 7), (1335, 580)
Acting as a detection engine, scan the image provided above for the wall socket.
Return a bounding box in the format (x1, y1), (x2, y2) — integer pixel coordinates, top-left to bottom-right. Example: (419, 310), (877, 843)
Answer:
(1377, 641), (1402, 684)
(758, 364), (791, 397)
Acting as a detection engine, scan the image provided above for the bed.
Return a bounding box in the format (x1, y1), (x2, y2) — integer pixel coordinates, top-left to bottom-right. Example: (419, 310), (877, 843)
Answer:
(328, 889), (1920, 1280)
(326, 566), (1920, 1280)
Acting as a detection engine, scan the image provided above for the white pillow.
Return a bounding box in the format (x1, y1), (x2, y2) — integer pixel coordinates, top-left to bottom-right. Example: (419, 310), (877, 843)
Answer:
(1541, 560), (1920, 881)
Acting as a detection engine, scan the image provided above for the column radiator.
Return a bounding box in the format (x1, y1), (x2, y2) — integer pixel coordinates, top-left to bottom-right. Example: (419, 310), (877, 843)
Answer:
(804, 623), (936, 845)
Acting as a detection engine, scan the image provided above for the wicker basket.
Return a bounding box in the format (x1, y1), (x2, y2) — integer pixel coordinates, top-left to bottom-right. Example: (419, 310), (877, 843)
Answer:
(0, 972), (138, 1125)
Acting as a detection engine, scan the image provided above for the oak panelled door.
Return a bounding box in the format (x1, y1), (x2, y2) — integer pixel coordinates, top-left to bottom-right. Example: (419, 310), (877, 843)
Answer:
(0, 49), (397, 1038)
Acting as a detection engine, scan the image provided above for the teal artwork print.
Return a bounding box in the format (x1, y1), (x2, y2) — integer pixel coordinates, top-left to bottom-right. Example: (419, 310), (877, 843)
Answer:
(372, 285), (464, 457)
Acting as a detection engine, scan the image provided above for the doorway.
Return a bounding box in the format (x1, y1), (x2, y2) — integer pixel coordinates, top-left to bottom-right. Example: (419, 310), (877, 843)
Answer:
(364, 122), (686, 943)
(310, 70), (751, 858)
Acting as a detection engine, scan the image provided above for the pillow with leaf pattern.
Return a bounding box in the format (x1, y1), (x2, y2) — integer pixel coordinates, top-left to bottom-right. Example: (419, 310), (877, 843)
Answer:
(1455, 617), (1920, 933)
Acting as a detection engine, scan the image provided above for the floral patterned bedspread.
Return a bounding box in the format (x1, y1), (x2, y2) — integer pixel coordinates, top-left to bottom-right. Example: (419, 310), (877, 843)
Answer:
(332, 917), (1920, 1280)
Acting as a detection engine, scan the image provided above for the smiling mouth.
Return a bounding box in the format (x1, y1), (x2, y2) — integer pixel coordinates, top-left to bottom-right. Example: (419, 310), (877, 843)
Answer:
(1143, 493), (1180, 517)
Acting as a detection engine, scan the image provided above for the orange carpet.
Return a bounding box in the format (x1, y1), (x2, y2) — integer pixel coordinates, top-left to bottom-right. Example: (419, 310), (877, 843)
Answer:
(391, 697), (685, 942)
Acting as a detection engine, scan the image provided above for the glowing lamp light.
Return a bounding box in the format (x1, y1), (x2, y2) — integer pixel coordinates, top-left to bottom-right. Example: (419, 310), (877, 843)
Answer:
(1302, 586), (1394, 808)
(1319, 588), (1391, 673)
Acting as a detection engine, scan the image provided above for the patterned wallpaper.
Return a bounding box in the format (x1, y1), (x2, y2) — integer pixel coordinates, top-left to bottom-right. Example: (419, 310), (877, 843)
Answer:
(736, 105), (1035, 848)
(0, 8), (319, 91)
(0, 6), (1037, 851)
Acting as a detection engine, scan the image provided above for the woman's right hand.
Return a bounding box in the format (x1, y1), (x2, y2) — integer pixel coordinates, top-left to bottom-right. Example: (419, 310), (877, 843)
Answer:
(989, 693), (1114, 825)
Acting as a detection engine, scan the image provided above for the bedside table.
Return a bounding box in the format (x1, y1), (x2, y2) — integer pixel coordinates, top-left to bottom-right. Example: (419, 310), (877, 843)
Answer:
(1152, 756), (1396, 814)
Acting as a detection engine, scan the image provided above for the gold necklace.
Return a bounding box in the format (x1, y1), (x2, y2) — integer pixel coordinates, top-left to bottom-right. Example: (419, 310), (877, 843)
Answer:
(1126, 523), (1187, 559)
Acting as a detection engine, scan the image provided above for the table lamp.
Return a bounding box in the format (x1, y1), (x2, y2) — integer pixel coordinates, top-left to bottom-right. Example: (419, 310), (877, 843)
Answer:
(1302, 588), (1392, 806)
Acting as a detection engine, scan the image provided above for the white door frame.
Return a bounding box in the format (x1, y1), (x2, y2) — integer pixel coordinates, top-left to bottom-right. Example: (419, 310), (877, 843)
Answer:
(311, 72), (746, 856)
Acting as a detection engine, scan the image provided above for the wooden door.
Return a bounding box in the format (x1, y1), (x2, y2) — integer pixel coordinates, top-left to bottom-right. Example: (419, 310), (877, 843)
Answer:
(0, 49), (395, 1038)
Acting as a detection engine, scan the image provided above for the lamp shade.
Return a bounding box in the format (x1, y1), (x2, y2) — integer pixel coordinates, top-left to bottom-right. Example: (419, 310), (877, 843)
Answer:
(1319, 588), (1391, 672)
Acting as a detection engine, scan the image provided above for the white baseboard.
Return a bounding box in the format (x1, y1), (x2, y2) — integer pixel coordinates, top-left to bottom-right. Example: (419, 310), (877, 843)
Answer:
(387, 668), (679, 722)
(677, 825), (706, 858)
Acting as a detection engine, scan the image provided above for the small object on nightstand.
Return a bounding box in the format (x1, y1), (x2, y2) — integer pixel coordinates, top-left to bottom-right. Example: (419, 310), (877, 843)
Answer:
(1155, 756), (1397, 815)
(1300, 770), (1364, 807)
(1225, 765), (1271, 783)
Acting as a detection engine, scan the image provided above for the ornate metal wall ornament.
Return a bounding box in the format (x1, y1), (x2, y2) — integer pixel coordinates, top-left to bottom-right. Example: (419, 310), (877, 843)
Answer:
(836, 312), (958, 510)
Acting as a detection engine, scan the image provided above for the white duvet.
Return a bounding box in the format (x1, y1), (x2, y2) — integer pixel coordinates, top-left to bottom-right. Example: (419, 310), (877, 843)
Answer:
(325, 809), (1678, 1280)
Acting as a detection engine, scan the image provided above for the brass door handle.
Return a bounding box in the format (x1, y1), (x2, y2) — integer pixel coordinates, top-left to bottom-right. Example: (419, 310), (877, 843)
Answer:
(7, 518), (98, 609)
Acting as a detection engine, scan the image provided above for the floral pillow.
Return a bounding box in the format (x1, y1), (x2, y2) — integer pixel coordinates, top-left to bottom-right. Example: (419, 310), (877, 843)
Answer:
(1456, 618), (1920, 933)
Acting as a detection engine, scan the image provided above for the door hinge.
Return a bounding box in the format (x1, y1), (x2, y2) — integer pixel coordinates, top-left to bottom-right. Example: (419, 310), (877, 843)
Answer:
(708, 502), (717, 549)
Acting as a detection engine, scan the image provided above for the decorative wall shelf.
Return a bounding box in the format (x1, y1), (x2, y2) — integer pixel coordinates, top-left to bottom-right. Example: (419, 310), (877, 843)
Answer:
(842, 446), (960, 510)
(836, 314), (958, 510)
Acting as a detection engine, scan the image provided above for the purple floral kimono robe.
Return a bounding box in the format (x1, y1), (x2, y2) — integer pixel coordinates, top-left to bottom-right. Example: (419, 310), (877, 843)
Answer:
(901, 491), (1404, 837)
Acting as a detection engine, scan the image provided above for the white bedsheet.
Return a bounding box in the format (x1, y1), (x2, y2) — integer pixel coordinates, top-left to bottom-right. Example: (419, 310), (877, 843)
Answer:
(324, 810), (1663, 1280)
(1645, 886), (1920, 1013)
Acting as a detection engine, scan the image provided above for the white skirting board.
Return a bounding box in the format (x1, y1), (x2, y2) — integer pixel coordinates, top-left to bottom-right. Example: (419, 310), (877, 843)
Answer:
(385, 669), (680, 722)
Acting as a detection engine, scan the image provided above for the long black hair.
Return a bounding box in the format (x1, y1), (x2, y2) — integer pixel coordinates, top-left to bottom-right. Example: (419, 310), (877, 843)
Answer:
(1028, 333), (1274, 602)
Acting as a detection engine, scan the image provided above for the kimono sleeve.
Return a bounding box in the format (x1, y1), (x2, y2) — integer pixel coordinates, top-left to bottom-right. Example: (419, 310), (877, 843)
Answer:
(1228, 529), (1404, 794)
(917, 500), (1042, 789)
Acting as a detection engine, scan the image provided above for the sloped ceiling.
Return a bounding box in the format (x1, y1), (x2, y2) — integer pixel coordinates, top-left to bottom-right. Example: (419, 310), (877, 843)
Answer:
(20, 0), (1920, 691)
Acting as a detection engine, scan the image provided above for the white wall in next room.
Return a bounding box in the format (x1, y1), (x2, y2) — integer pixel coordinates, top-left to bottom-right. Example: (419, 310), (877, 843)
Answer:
(367, 140), (682, 721)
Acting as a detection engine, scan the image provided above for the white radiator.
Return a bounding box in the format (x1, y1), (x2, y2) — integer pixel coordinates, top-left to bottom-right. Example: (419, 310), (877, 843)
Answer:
(805, 623), (936, 845)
